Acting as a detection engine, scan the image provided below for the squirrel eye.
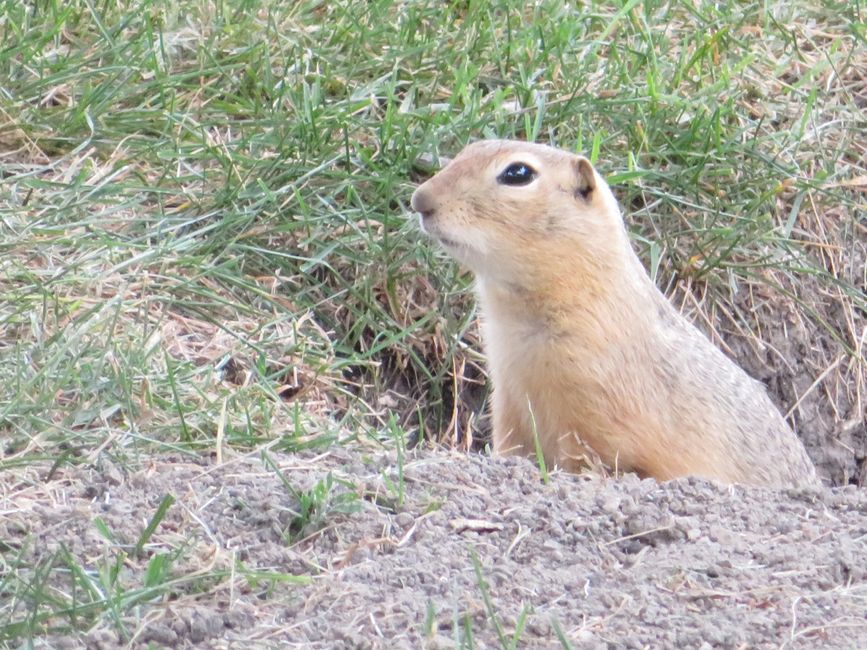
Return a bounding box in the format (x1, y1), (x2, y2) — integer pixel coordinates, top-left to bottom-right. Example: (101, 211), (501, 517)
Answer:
(497, 162), (537, 186)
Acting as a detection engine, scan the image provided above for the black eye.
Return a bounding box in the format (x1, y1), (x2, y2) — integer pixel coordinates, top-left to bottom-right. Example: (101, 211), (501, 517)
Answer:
(497, 162), (537, 186)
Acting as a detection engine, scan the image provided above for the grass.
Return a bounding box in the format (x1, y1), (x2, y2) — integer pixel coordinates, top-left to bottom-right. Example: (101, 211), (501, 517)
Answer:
(470, 549), (532, 649)
(0, 0), (864, 645)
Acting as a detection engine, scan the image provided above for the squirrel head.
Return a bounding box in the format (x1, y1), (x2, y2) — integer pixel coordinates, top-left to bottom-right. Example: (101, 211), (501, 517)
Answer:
(410, 140), (627, 285)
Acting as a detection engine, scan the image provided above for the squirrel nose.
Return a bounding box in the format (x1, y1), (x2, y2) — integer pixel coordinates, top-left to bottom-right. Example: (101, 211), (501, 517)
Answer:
(411, 187), (436, 220)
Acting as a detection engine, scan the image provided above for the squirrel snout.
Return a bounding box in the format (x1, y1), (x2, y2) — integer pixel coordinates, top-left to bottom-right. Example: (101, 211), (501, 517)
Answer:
(411, 187), (437, 220)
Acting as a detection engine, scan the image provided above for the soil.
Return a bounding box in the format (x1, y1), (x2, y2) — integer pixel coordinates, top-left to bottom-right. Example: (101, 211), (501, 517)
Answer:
(5, 447), (867, 649)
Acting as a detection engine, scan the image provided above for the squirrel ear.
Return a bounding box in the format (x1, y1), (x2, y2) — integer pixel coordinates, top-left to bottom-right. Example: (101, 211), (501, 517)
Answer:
(572, 157), (596, 200)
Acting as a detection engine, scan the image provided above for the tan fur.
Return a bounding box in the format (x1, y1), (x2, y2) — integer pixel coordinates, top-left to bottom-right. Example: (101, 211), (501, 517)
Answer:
(411, 139), (819, 488)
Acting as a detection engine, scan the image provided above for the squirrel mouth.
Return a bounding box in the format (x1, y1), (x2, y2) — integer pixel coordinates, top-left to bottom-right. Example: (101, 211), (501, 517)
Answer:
(419, 215), (462, 249)
(435, 234), (462, 249)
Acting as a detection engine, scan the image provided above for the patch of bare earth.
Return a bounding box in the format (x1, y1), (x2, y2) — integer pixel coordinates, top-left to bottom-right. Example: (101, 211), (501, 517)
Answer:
(4, 448), (867, 648)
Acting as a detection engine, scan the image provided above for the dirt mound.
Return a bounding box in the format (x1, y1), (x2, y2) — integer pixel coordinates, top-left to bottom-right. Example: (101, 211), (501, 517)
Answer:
(4, 447), (866, 648)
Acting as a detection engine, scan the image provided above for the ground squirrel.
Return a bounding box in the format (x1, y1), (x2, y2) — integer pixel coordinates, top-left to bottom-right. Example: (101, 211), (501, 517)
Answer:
(411, 139), (819, 488)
